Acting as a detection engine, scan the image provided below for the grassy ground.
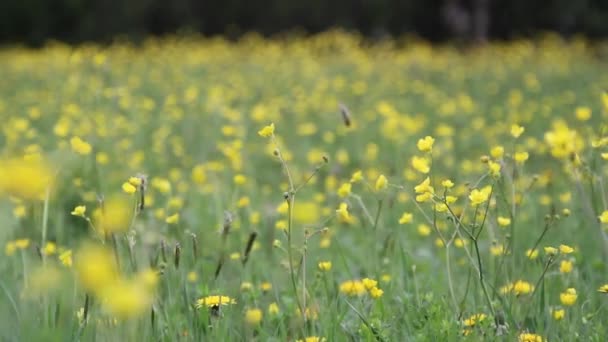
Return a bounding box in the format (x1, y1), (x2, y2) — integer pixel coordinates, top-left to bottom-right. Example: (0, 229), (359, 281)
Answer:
(1, 31), (608, 341)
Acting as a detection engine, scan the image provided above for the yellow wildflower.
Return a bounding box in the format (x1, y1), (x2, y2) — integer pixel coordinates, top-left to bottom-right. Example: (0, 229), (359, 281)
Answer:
(560, 288), (577, 306)
(70, 136), (92, 155)
(398, 212), (413, 224)
(195, 295), (236, 308)
(511, 124), (525, 138)
(350, 170), (363, 183)
(337, 183), (352, 198)
(559, 244), (575, 254)
(552, 308), (565, 320)
(497, 216), (511, 227)
(599, 210), (608, 223)
(122, 182), (137, 194)
(417, 136), (435, 152)
(318, 261), (332, 271)
(245, 308), (263, 325)
(559, 260), (573, 273)
(71, 205), (86, 217)
(258, 123), (275, 137)
(375, 174), (388, 191)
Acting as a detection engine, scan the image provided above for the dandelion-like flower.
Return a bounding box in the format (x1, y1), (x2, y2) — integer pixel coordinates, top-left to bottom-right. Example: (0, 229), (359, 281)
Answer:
(71, 205), (86, 217)
(195, 295), (236, 309)
(417, 136), (434, 152)
(560, 288), (577, 306)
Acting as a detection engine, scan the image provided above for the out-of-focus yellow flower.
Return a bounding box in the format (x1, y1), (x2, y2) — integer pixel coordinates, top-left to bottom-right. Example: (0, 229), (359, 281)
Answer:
(514, 152), (529, 164)
(336, 202), (354, 224)
(560, 288), (577, 306)
(490, 146), (504, 159)
(350, 170), (363, 183)
(398, 212), (413, 224)
(122, 182), (137, 194)
(59, 250), (72, 267)
(97, 196), (132, 233)
(375, 174), (388, 191)
(268, 302), (280, 315)
(318, 261), (332, 271)
(75, 243), (118, 294)
(497, 216), (511, 227)
(99, 279), (154, 319)
(0, 157), (53, 200)
(441, 179), (454, 188)
(369, 287), (384, 299)
(518, 333), (544, 342)
(552, 308), (565, 320)
(258, 123), (275, 137)
(526, 249), (539, 260)
(339, 280), (366, 296)
(245, 308), (263, 325)
(544, 246), (558, 256)
(511, 124), (525, 138)
(337, 183), (352, 198)
(71, 205), (86, 217)
(575, 106), (591, 121)
(165, 213), (180, 224)
(559, 260), (573, 273)
(559, 244), (574, 254)
(411, 156), (430, 173)
(70, 136), (92, 155)
(599, 210), (608, 223)
(417, 136), (434, 152)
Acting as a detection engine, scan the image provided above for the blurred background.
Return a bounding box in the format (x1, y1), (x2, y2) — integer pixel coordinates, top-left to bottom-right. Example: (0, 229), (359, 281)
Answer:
(2, 0), (608, 46)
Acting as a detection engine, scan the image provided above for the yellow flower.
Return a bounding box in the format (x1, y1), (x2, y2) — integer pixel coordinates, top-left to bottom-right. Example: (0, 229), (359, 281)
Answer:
(497, 216), (511, 227)
(469, 186), (491, 206)
(597, 284), (608, 293)
(15, 239), (30, 249)
(234, 174), (247, 185)
(75, 244), (118, 294)
(414, 177), (434, 194)
(441, 179), (454, 188)
(336, 202), (354, 224)
(296, 337), (325, 342)
(350, 170), (363, 183)
(165, 213), (179, 224)
(518, 333), (544, 342)
(511, 124), (525, 138)
(411, 156), (430, 173)
(552, 308), (565, 320)
(560, 288), (577, 306)
(398, 212), (413, 224)
(339, 280), (366, 296)
(417, 224), (431, 236)
(544, 246), (558, 256)
(122, 182), (137, 194)
(559, 244), (574, 254)
(337, 183), (352, 198)
(514, 152), (529, 164)
(513, 280), (534, 296)
(559, 260), (573, 273)
(70, 136), (92, 155)
(268, 302), (280, 315)
(43, 242), (57, 256)
(526, 249), (539, 260)
(59, 250), (72, 267)
(237, 196), (250, 208)
(490, 146), (504, 159)
(240, 282), (253, 291)
(258, 123), (275, 137)
(96, 196), (132, 233)
(362, 278), (378, 290)
(488, 160), (501, 177)
(71, 205), (86, 217)
(463, 313), (487, 327)
(187, 271), (198, 283)
(99, 279), (154, 319)
(417, 136), (435, 152)
(195, 295), (236, 308)
(599, 210), (608, 223)
(0, 157), (53, 200)
(318, 261), (332, 271)
(369, 287), (384, 299)
(575, 106), (591, 121)
(245, 308), (263, 325)
(375, 174), (388, 191)
(260, 282), (272, 292)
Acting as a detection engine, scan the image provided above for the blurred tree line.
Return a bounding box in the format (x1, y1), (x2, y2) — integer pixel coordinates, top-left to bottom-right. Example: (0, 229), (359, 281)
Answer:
(1, 0), (607, 45)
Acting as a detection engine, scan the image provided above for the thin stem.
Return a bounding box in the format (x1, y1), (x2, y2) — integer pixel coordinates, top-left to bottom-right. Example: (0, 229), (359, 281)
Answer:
(41, 187), (51, 264)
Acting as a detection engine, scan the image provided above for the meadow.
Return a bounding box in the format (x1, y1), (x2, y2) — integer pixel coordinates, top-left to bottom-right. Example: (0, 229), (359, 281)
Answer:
(1, 31), (608, 341)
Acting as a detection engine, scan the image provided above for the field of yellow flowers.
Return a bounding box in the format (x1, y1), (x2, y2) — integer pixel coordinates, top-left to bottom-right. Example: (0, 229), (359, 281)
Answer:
(1, 31), (608, 341)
